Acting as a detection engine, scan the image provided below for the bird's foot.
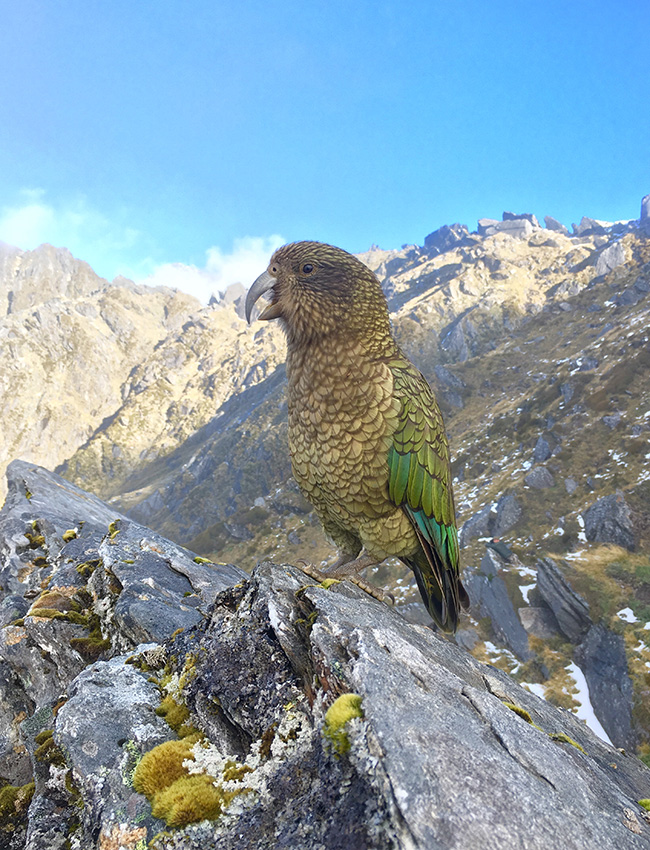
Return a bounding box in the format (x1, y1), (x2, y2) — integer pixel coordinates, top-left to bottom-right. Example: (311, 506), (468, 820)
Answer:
(293, 559), (394, 606)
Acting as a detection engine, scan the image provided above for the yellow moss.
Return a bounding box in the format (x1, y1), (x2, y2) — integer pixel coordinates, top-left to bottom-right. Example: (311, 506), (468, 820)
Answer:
(549, 732), (586, 753)
(222, 760), (253, 782)
(323, 693), (364, 754)
(132, 737), (199, 798)
(320, 578), (341, 589)
(62, 529), (77, 543)
(0, 781), (35, 820)
(193, 557), (212, 565)
(151, 774), (231, 827)
(639, 799), (650, 811)
(108, 520), (121, 540)
(503, 702), (533, 724)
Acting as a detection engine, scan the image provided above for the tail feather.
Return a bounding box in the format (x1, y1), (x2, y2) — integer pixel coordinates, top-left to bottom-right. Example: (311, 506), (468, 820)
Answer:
(404, 519), (469, 633)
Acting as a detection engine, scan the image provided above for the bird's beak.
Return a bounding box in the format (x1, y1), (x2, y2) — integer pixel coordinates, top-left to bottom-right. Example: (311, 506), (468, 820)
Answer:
(245, 270), (282, 324)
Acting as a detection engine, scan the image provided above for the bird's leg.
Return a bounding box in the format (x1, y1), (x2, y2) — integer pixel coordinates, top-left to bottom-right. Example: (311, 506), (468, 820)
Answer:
(321, 551), (395, 605)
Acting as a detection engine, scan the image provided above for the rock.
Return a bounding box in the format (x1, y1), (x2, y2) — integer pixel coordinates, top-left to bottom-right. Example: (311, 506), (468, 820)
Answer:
(459, 503), (492, 547)
(518, 606), (561, 639)
(602, 412), (622, 429)
(533, 435), (552, 463)
(524, 466), (555, 489)
(464, 552), (533, 660)
(575, 624), (635, 750)
(477, 218), (500, 235)
(596, 242), (626, 276)
(479, 219), (534, 239)
(565, 478), (579, 495)
(503, 211), (540, 227)
(583, 490), (635, 550)
(572, 217), (610, 237)
(492, 492), (522, 536)
(615, 286), (644, 307)
(0, 461), (246, 787)
(560, 382), (574, 404)
(535, 558), (591, 643)
(423, 223), (469, 254)
(640, 194), (650, 234)
(544, 216), (570, 235)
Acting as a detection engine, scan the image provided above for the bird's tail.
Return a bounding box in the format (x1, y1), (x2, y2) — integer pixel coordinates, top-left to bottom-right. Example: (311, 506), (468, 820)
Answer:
(404, 535), (470, 634)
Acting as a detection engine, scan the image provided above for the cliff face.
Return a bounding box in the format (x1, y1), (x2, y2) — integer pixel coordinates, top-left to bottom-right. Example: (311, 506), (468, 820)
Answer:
(1, 462), (649, 849)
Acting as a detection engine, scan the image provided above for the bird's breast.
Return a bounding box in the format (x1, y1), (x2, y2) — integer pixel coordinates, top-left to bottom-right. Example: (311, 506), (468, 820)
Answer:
(286, 344), (399, 519)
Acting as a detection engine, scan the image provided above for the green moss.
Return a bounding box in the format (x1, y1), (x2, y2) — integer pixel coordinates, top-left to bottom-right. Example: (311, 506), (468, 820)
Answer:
(25, 488), (32, 501)
(503, 702), (534, 723)
(320, 578), (340, 590)
(69, 614), (111, 661)
(133, 738), (199, 798)
(34, 730), (66, 767)
(76, 559), (100, 579)
(155, 694), (197, 738)
(222, 760), (253, 782)
(62, 529), (77, 543)
(0, 780), (35, 821)
(108, 520), (121, 540)
(27, 608), (89, 626)
(24, 532), (46, 548)
(638, 799), (650, 811)
(549, 732), (585, 753)
(193, 557), (212, 565)
(323, 693), (364, 755)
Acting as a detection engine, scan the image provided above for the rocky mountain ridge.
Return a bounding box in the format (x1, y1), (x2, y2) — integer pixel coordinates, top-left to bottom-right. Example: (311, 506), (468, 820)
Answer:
(2, 196), (650, 768)
(0, 461), (649, 849)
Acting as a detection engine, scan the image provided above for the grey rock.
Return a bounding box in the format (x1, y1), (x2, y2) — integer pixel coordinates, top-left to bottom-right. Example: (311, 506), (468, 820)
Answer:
(481, 219), (534, 239)
(503, 211), (540, 227)
(578, 356), (598, 371)
(434, 364), (465, 389)
(0, 593), (29, 626)
(518, 606), (561, 639)
(465, 554), (533, 660)
(635, 277), (650, 293)
(533, 435), (552, 463)
(640, 194), (650, 233)
(615, 286), (644, 307)
(575, 624), (635, 750)
(583, 490), (635, 550)
(595, 242), (626, 276)
(544, 216), (570, 235)
(535, 558), (591, 643)
(492, 492), (522, 536)
(524, 466), (555, 489)
(573, 216), (609, 237)
(560, 382), (574, 404)
(423, 223), (469, 254)
(477, 218), (500, 235)
(602, 411), (622, 429)
(459, 503), (493, 547)
(565, 478), (579, 495)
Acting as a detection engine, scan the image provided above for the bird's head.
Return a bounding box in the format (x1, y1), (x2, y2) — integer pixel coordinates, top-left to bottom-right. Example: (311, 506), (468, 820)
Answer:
(245, 241), (390, 346)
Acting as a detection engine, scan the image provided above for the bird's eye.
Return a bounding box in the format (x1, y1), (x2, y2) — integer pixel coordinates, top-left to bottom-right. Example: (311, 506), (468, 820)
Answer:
(302, 263), (314, 274)
(271, 266), (278, 274)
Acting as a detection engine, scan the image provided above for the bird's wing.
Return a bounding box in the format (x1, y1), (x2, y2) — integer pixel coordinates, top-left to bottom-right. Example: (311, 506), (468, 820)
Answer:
(387, 363), (468, 630)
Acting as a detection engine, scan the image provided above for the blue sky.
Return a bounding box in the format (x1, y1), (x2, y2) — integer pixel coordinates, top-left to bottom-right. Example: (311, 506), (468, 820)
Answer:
(1, 0), (648, 301)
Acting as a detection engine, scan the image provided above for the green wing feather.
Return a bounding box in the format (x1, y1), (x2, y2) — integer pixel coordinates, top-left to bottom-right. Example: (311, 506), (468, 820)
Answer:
(388, 364), (469, 632)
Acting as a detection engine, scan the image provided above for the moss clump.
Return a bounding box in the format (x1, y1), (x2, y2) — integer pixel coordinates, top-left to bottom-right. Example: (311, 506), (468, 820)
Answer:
(76, 559), (100, 579)
(62, 529), (77, 543)
(151, 774), (233, 827)
(503, 702), (533, 724)
(133, 736), (250, 828)
(0, 781), (35, 834)
(133, 737), (199, 798)
(34, 729), (66, 767)
(638, 799), (650, 811)
(323, 693), (364, 755)
(156, 695), (197, 738)
(108, 520), (121, 540)
(69, 614), (111, 661)
(320, 578), (341, 590)
(549, 732), (585, 753)
(193, 557), (212, 565)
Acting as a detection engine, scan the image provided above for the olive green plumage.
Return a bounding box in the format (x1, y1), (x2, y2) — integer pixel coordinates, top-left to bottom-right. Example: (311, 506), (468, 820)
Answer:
(246, 241), (469, 632)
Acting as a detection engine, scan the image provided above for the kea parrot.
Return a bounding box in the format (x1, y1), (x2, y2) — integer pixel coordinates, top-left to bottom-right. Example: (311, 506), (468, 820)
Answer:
(245, 241), (469, 632)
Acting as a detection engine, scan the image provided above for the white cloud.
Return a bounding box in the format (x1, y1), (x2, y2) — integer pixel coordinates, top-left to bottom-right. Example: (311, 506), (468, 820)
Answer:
(0, 189), (139, 279)
(139, 235), (285, 303)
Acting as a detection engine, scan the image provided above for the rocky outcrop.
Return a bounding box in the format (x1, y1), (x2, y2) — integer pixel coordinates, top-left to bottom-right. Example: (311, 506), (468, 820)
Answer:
(464, 549), (533, 660)
(3, 466), (650, 848)
(583, 490), (636, 550)
(534, 558), (591, 644)
(575, 624), (636, 750)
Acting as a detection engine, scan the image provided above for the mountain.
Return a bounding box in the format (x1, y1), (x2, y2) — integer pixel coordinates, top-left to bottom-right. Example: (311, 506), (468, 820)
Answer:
(2, 197), (650, 763)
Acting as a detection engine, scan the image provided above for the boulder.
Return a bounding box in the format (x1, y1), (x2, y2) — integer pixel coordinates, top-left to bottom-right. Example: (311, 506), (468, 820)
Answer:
(583, 490), (635, 550)
(503, 211), (540, 227)
(575, 624), (635, 750)
(535, 558), (591, 644)
(544, 216), (570, 235)
(423, 223), (469, 254)
(595, 242), (626, 276)
(640, 194), (650, 234)
(524, 466), (555, 489)
(532, 435), (552, 463)
(572, 217), (610, 237)
(518, 606), (561, 639)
